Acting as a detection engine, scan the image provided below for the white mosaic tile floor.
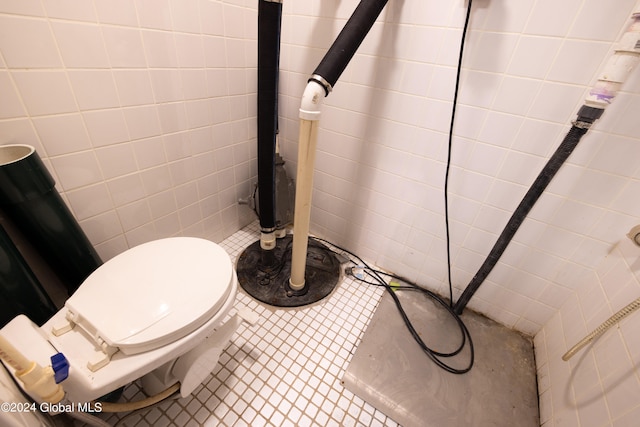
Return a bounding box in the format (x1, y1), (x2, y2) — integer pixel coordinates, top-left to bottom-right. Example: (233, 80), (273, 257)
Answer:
(94, 223), (398, 427)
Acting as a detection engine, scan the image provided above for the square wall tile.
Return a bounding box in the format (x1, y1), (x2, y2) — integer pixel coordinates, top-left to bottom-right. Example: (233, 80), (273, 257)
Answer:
(507, 36), (562, 80)
(82, 109), (130, 148)
(113, 70), (156, 107)
(102, 26), (147, 68)
(547, 40), (610, 86)
(169, 0), (201, 34)
(80, 210), (124, 246)
(141, 30), (179, 68)
(51, 21), (110, 68)
(68, 70), (120, 111)
(0, 72), (26, 119)
(50, 150), (103, 190)
(527, 82), (585, 123)
(107, 174), (146, 207)
(12, 71), (77, 116)
(0, 0), (46, 16)
(43, 0), (97, 22)
(94, 0), (139, 26)
(0, 15), (62, 68)
(525, 0), (582, 37)
(32, 114), (91, 156)
(0, 123), (43, 161)
(569, 0), (639, 41)
(117, 199), (152, 231)
(135, 0), (173, 30)
(175, 33), (206, 68)
(66, 183), (114, 220)
(123, 105), (162, 140)
(96, 144), (138, 179)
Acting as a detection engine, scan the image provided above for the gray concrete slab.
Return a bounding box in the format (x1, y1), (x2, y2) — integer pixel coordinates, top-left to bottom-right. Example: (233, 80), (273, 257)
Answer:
(343, 290), (539, 427)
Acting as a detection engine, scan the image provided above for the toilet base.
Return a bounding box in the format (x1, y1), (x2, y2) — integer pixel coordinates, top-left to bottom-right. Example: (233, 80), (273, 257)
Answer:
(141, 309), (259, 398)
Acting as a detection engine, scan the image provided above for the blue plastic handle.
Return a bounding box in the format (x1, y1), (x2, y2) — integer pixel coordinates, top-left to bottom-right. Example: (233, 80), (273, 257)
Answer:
(50, 353), (69, 384)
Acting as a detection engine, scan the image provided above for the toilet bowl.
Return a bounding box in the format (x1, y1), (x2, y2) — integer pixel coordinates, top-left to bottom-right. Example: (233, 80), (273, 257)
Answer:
(0, 237), (257, 404)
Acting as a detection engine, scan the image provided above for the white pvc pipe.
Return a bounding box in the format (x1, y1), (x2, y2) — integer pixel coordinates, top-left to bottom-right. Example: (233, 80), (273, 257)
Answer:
(0, 334), (31, 373)
(289, 119), (320, 290)
(0, 334), (64, 403)
(289, 81), (325, 291)
(260, 231), (276, 250)
(585, 6), (640, 109)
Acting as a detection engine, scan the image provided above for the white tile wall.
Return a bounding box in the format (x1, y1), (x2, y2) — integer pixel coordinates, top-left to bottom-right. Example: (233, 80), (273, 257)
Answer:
(277, 0), (640, 336)
(535, 238), (640, 426)
(2, 1), (640, 425)
(0, 0), (258, 261)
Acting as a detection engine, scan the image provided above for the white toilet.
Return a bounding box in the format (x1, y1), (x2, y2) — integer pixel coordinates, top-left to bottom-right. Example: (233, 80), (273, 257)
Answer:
(0, 237), (257, 404)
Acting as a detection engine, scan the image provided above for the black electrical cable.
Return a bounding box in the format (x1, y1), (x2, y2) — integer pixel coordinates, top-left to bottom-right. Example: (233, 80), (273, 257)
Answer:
(444, 0), (473, 308)
(310, 236), (474, 374)
(360, 268), (467, 358)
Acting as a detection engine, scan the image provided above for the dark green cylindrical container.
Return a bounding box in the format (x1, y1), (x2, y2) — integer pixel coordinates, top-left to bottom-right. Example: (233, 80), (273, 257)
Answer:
(0, 224), (57, 327)
(0, 145), (102, 294)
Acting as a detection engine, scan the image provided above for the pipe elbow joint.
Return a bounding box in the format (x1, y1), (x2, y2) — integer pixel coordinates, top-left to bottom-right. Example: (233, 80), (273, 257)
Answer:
(299, 80), (325, 121)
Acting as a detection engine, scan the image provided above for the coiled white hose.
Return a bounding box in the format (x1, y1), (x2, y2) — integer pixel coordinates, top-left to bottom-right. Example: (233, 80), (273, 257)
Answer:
(562, 296), (640, 361)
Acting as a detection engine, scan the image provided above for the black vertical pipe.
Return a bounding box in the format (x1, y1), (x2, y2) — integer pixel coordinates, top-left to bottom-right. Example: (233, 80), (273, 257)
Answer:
(0, 224), (57, 327)
(257, 0), (282, 232)
(0, 145), (102, 295)
(453, 106), (604, 314)
(310, 0), (389, 94)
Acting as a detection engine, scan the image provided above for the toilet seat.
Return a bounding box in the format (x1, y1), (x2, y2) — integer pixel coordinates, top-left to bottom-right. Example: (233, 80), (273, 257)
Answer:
(61, 237), (234, 356)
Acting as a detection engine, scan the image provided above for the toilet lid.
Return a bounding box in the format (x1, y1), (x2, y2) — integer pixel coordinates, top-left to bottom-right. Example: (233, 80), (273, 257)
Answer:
(64, 237), (234, 355)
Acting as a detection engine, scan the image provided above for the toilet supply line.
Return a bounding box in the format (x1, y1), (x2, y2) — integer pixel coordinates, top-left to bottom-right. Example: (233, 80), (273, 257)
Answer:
(97, 382), (181, 413)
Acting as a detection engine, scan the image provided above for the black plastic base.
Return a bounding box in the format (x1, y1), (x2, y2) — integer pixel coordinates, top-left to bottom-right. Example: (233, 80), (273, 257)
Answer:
(236, 235), (341, 307)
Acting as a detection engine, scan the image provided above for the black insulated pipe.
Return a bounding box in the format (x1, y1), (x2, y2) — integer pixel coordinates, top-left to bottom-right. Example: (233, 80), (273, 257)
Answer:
(257, 0), (282, 233)
(0, 224), (57, 328)
(310, 0), (390, 95)
(453, 106), (604, 314)
(0, 145), (102, 295)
